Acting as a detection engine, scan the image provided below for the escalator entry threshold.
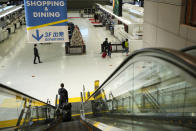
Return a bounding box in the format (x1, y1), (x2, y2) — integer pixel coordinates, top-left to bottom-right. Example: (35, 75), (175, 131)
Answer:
(49, 120), (91, 131)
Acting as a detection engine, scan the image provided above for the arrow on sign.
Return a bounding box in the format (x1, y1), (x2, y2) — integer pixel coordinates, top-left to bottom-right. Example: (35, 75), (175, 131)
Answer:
(32, 29), (43, 41)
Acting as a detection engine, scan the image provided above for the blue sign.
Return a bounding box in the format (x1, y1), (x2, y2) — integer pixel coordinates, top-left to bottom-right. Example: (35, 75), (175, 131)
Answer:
(24, 0), (69, 43)
(32, 29), (43, 41)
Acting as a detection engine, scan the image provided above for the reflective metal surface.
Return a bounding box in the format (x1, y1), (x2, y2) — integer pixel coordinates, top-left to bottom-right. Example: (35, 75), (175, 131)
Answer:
(83, 48), (196, 130)
(90, 116), (194, 131)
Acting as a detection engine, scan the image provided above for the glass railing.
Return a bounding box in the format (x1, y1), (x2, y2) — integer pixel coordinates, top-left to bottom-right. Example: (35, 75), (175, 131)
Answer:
(0, 83), (56, 130)
(82, 48), (196, 127)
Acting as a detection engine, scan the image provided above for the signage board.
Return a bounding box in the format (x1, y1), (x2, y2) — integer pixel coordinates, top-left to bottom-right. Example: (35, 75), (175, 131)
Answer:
(24, 0), (69, 43)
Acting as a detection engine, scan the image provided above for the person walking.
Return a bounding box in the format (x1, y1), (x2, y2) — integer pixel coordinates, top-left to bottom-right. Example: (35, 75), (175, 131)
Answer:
(125, 39), (129, 56)
(94, 13), (98, 22)
(58, 83), (68, 108)
(33, 44), (42, 64)
(107, 42), (112, 58)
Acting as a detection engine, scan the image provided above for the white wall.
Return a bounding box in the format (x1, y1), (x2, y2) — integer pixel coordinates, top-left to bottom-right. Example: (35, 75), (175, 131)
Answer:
(143, 0), (196, 50)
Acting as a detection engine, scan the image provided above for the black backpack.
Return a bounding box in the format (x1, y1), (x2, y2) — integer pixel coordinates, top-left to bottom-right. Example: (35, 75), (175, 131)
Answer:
(122, 41), (125, 48)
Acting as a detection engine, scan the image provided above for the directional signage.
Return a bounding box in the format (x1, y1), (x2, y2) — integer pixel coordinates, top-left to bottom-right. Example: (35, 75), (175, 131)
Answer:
(24, 0), (69, 43)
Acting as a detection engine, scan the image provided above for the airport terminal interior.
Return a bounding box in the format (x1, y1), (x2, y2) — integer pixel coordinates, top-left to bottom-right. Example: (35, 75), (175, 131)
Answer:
(0, 0), (196, 130)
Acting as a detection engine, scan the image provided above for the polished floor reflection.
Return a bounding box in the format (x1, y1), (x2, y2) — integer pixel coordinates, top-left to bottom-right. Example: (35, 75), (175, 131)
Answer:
(0, 13), (127, 104)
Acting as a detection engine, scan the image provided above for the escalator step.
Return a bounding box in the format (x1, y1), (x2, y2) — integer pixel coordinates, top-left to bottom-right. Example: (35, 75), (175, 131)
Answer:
(50, 120), (89, 131)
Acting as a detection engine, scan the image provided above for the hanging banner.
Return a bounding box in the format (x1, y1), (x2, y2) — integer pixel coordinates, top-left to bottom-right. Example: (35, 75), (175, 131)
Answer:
(24, 0), (69, 43)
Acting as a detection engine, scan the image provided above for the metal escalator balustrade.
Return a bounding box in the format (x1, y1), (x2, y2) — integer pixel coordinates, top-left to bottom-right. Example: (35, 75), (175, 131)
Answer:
(0, 84), (56, 130)
(82, 48), (196, 130)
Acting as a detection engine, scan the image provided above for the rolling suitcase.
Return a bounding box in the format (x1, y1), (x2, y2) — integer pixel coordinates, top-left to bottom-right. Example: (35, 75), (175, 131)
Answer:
(102, 52), (107, 58)
(62, 103), (72, 121)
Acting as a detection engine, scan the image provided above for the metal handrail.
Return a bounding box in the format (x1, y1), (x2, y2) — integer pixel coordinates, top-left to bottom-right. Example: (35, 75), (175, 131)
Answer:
(0, 83), (55, 108)
(0, 83), (56, 129)
(86, 48), (196, 101)
(181, 45), (196, 53)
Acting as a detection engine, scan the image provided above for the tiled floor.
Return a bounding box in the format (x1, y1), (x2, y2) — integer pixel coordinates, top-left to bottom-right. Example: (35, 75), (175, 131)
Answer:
(0, 13), (128, 104)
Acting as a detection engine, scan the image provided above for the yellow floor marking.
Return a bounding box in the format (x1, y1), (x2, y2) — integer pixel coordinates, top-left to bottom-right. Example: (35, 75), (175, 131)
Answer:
(93, 122), (100, 127)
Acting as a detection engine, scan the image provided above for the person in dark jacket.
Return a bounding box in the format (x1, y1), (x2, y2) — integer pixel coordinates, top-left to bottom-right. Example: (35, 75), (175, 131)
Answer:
(58, 83), (68, 108)
(34, 44), (42, 64)
(102, 38), (108, 52)
(94, 13), (97, 22)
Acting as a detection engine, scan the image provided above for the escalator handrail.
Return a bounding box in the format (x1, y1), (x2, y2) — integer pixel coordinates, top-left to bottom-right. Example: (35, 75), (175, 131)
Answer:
(86, 48), (196, 102)
(180, 45), (196, 52)
(0, 83), (55, 108)
(180, 45), (196, 56)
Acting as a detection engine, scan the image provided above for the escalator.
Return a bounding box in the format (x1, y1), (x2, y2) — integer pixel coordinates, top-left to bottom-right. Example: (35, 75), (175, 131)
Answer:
(81, 48), (196, 131)
(0, 83), (92, 131)
(0, 48), (196, 131)
(49, 120), (89, 131)
(0, 83), (57, 131)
